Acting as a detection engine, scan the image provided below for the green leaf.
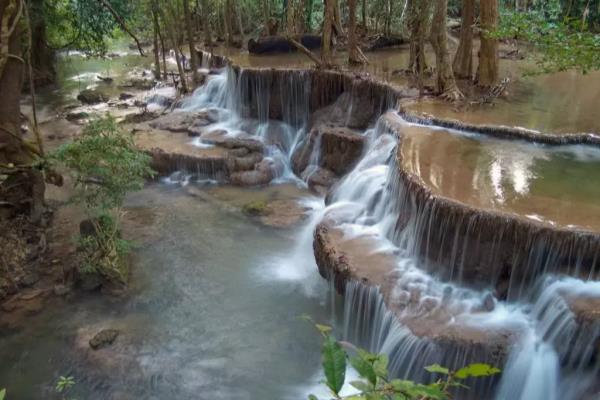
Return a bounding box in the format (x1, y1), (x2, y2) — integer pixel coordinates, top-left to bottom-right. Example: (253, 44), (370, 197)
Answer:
(308, 395), (318, 400)
(454, 363), (501, 379)
(350, 380), (374, 392)
(315, 324), (333, 335)
(424, 364), (450, 375)
(411, 384), (447, 400)
(373, 354), (389, 379)
(322, 336), (346, 395)
(0, 388), (6, 400)
(350, 355), (376, 386)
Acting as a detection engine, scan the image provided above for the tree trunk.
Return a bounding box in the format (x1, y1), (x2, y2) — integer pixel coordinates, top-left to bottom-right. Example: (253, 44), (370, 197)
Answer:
(224, 0), (233, 46)
(29, 0), (55, 86)
(453, 0), (475, 79)
(237, 1), (246, 48)
(430, 0), (463, 100)
(407, 0), (429, 75)
(183, 0), (199, 83)
(348, 0), (367, 64)
(321, 0), (335, 65)
(201, 0), (212, 47)
(0, 0), (45, 221)
(362, 0), (367, 30)
(477, 0), (499, 87)
(152, 3), (161, 80)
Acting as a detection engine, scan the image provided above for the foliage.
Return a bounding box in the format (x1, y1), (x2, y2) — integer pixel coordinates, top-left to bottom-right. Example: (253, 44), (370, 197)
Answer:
(307, 322), (500, 400)
(55, 375), (76, 400)
(52, 117), (154, 282)
(53, 117), (153, 213)
(494, 9), (600, 74)
(0, 388), (5, 400)
(43, 0), (137, 54)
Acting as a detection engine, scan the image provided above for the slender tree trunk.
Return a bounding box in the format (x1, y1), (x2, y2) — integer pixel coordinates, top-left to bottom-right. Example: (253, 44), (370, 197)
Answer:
(224, 0), (233, 46)
(29, 0), (55, 86)
(477, 0), (499, 86)
(348, 0), (367, 64)
(201, 0), (213, 47)
(362, 0), (367, 30)
(158, 23), (168, 80)
(306, 0), (313, 31)
(430, 0), (463, 100)
(237, 0), (246, 48)
(321, 0), (335, 65)
(152, 4), (161, 79)
(183, 0), (199, 83)
(453, 0), (475, 79)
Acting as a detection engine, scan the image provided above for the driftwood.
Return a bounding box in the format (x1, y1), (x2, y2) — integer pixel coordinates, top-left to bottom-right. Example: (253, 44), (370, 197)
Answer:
(367, 35), (406, 51)
(286, 36), (324, 68)
(248, 34), (321, 54)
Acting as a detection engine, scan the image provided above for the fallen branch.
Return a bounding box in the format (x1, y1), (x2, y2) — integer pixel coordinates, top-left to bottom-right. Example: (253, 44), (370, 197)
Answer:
(285, 35), (325, 68)
(96, 0), (145, 56)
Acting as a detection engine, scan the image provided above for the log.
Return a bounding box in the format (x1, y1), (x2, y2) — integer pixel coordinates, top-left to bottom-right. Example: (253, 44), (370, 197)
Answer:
(248, 34), (321, 54)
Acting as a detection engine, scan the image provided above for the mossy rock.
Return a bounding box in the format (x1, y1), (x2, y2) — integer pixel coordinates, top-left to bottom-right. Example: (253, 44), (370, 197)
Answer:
(242, 200), (269, 216)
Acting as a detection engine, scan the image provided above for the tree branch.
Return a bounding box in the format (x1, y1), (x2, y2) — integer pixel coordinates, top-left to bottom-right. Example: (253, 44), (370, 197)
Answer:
(96, 0), (145, 56)
(285, 35), (325, 68)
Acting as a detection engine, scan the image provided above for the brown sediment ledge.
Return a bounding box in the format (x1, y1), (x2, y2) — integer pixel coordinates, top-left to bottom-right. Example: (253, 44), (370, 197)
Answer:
(313, 218), (514, 366)
(382, 112), (600, 296)
(398, 102), (600, 146)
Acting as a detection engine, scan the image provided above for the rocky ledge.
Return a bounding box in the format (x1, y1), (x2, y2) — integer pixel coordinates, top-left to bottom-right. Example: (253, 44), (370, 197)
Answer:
(313, 215), (515, 381)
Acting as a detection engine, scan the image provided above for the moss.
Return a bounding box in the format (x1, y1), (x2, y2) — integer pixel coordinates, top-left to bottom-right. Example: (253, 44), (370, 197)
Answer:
(242, 200), (269, 216)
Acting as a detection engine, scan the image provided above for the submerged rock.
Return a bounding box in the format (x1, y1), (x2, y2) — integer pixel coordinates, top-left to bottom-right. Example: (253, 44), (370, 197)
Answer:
(89, 329), (120, 350)
(77, 89), (108, 105)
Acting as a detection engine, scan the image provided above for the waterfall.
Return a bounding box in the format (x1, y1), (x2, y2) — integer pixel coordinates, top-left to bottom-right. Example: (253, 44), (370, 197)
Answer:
(180, 65), (599, 398)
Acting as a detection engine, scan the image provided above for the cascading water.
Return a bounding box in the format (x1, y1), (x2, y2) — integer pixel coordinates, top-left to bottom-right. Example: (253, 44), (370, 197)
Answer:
(180, 63), (598, 399)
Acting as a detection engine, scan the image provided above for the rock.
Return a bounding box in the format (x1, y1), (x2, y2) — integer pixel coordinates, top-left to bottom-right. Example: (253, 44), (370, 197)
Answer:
(292, 125), (365, 176)
(230, 152), (263, 172)
(260, 199), (310, 228)
(53, 284), (71, 296)
(230, 169), (272, 186)
(119, 78), (155, 91)
(248, 34), (321, 54)
(21, 272), (40, 287)
(89, 329), (120, 350)
(77, 89), (108, 105)
(310, 92), (379, 130)
(304, 167), (338, 196)
(79, 272), (103, 292)
(149, 112), (200, 132)
(242, 200), (268, 216)
(119, 92), (135, 100)
(120, 112), (158, 125)
(66, 111), (90, 121)
(204, 136), (265, 153)
(146, 94), (174, 108)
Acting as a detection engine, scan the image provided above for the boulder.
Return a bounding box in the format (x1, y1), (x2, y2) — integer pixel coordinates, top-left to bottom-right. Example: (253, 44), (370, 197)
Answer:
(149, 112), (200, 132)
(305, 167), (338, 196)
(230, 169), (272, 186)
(119, 78), (155, 91)
(292, 124), (365, 176)
(89, 329), (120, 350)
(310, 92), (379, 130)
(77, 89), (108, 105)
(119, 92), (135, 100)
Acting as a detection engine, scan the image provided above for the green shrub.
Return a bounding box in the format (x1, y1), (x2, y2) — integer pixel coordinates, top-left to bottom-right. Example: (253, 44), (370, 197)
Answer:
(53, 116), (154, 283)
(307, 321), (500, 400)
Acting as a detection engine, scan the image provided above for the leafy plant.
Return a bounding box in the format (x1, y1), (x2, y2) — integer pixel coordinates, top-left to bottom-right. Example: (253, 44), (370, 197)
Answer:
(52, 116), (154, 283)
(0, 388), (5, 400)
(55, 375), (76, 400)
(307, 321), (500, 400)
(493, 9), (600, 74)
